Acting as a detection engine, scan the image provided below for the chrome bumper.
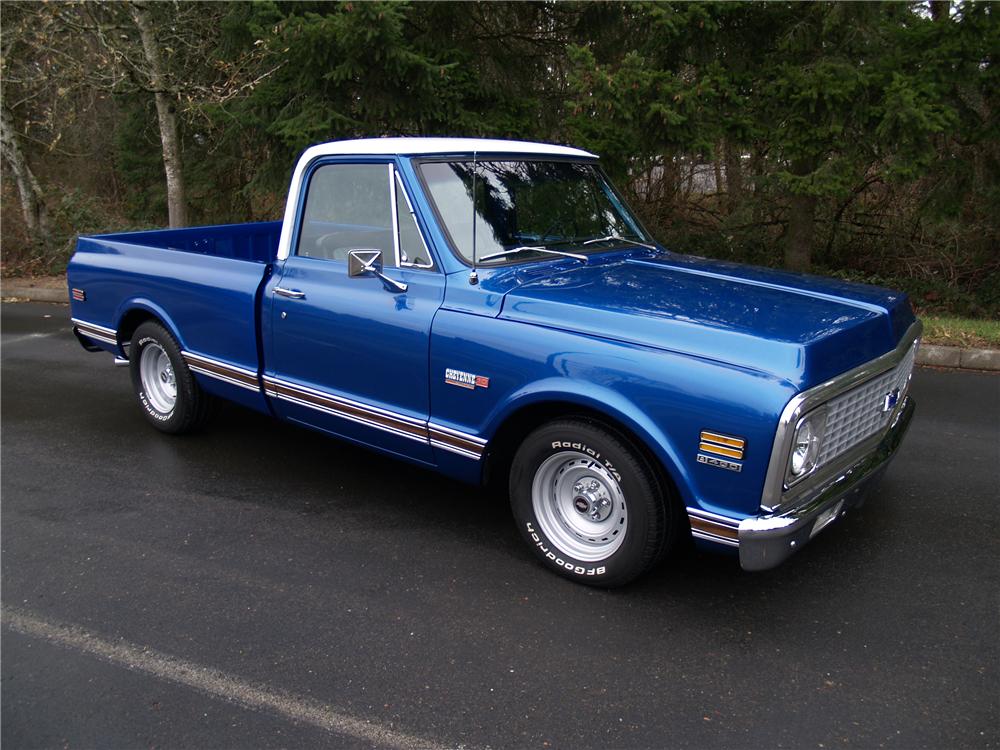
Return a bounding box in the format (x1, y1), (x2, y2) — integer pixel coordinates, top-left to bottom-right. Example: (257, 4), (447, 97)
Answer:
(738, 395), (915, 571)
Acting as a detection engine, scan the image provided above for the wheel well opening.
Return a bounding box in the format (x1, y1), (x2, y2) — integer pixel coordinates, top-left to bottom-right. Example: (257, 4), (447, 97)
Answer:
(484, 402), (683, 509)
(116, 309), (160, 352)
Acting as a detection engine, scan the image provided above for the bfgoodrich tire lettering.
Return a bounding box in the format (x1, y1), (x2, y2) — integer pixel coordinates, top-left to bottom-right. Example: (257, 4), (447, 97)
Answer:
(510, 419), (679, 587)
(129, 321), (213, 434)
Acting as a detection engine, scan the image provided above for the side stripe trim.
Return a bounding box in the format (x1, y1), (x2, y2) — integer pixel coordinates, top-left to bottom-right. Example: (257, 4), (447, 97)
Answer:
(69, 323), (485, 460)
(263, 376), (427, 443)
(262, 375), (486, 461)
(182, 351), (260, 393)
(72, 318), (117, 346)
(429, 438), (483, 460)
(428, 424), (487, 458)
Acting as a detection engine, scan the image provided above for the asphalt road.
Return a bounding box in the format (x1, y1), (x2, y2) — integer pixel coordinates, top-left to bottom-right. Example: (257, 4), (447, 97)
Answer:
(2, 301), (998, 750)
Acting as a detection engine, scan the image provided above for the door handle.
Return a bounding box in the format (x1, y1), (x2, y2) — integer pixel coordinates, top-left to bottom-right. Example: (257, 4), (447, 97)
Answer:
(274, 287), (306, 299)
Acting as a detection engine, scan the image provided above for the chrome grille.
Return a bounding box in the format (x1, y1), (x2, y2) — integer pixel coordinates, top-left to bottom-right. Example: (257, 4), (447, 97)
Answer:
(818, 341), (918, 466)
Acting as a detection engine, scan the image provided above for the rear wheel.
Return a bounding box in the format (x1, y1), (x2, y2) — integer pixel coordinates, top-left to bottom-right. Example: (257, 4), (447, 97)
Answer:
(129, 321), (213, 434)
(510, 419), (679, 587)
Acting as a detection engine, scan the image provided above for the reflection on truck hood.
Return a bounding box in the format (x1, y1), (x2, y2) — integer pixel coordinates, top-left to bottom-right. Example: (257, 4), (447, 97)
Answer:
(497, 252), (916, 389)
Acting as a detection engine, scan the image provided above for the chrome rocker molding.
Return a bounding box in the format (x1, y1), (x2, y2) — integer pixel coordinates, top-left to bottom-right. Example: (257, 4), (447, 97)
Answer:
(428, 424), (488, 460)
(72, 318), (118, 347)
(264, 374), (427, 443)
(262, 374), (485, 460)
(739, 394), (915, 572)
(71, 321), (487, 460)
(760, 320), (922, 515)
(182, 351), (261, 393)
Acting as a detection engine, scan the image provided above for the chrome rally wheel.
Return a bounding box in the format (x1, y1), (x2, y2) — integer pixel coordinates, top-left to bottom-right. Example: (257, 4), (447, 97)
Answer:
(531, 451), (628, 562)
(510, 419), (679, 587)
(139, 342), (177, 416)
(129, 320), (214, 434)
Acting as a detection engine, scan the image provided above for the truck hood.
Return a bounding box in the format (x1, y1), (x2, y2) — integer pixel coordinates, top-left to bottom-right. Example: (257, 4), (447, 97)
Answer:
(496, 252), (916, 388)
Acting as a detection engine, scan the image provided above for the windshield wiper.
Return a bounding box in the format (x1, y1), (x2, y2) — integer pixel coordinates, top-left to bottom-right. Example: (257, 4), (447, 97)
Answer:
(478, 245), (588, 263)
(581, 234), (658, 251)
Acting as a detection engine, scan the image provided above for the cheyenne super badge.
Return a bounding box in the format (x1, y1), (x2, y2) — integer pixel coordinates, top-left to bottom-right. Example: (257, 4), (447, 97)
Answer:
(444, 368), (490, 390)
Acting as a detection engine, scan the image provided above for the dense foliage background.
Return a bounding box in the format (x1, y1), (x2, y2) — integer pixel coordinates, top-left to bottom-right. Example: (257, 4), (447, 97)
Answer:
(2, 1), (997, 316)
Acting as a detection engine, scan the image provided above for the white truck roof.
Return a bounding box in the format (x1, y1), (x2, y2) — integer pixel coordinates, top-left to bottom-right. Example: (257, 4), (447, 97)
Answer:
(277, 137), (597, 260)
(303, 137), (597, 159)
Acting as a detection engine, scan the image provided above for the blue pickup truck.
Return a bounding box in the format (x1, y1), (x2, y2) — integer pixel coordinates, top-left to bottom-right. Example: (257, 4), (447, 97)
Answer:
(68, 137), (920, 585)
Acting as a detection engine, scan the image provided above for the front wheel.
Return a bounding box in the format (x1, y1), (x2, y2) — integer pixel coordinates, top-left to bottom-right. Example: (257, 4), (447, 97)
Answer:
(509, 419), (679, 587)
(129, 321), (213, 434)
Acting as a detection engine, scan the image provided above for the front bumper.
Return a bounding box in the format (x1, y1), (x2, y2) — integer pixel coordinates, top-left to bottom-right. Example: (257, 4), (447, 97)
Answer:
(738, 395), (915, 571)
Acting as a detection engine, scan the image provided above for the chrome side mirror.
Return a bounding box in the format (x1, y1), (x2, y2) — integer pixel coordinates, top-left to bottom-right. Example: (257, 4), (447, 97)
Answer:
(347, 248), (382, 277)
(347, 249), (407, 294)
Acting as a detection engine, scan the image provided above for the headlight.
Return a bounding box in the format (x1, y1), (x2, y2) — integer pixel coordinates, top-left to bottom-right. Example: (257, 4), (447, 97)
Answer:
(786, 408), (827, 485)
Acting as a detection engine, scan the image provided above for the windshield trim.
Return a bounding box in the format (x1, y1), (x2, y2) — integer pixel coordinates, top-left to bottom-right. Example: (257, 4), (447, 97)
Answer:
(411, 156), (653, 269)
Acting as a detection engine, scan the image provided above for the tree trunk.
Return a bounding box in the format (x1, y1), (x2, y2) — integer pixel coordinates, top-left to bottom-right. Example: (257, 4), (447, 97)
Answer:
(784, 158), (817, 273)
(131, 2), (187, 227)
(0, 101), (50, 246)
(749, 143), (765, 227)
(724, 138), (743, 212)
(712, 147), (723, 196)
(929, 1), (950, 22)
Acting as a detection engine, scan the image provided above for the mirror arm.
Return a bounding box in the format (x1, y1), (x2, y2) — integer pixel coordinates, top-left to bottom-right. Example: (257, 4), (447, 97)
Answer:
(372, 269), (407, 294)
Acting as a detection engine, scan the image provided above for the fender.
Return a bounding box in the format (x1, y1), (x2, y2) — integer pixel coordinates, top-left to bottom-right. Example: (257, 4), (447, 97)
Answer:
(429, 306), (791, 518)
(113, 297), (187, 356)
(113, 296), (271, 415)
(481, 377), (696, 507)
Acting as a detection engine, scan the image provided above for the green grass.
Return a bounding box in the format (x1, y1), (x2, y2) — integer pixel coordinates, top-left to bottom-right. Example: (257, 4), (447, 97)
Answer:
(920, 315), (1000, 349)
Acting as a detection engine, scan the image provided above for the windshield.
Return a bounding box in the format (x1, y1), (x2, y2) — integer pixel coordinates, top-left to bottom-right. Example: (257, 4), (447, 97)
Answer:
(417, 159), (650, 264)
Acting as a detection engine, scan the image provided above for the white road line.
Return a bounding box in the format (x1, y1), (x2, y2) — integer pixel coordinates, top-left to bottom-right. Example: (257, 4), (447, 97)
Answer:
(3, 607), (452, 750)
(3, 331), (61, 346)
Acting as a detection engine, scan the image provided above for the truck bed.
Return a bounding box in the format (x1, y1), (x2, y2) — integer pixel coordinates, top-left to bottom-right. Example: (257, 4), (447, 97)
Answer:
(68, 221), (282, 412)
(90, 220), (282, 263)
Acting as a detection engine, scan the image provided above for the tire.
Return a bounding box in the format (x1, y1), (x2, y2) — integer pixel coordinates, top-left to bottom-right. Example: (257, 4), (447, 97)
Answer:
(509, 419), (679, 587)
(128, 321), (213, 434)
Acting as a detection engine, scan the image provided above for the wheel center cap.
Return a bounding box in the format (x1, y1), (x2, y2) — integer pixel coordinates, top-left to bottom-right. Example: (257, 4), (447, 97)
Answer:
(571, 477), (613, 522)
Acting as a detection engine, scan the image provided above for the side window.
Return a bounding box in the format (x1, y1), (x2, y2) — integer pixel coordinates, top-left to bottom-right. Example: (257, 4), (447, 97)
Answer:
(297, 163), (396, 267)
(395, 176), (432, 268)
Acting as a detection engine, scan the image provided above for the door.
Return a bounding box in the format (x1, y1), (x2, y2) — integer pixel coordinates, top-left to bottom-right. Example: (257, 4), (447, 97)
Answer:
(264, 159), (443, 463)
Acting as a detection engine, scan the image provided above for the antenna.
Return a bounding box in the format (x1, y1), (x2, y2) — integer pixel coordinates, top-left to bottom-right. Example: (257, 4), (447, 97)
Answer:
(469, 151), (479, 285)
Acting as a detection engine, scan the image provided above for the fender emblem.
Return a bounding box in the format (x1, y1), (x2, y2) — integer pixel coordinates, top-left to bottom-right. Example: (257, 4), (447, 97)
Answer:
(445, 368), (490, 390)
(697, 454), (742, 473)
(697, 430), (745, 472)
